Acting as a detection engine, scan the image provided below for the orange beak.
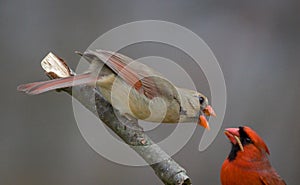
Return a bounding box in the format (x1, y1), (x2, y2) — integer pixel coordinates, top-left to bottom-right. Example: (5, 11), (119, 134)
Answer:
(198, 115), (210, 130)
(224, 127), (244, 151)
(198, 105), (216, 130)
(203, 105), (216, 117)
(224, 128), (240, 145)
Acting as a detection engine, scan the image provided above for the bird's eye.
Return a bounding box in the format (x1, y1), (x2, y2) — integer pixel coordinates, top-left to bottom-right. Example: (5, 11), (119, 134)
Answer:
(199, 96), (205, 104)
(245, 137), (252, 143)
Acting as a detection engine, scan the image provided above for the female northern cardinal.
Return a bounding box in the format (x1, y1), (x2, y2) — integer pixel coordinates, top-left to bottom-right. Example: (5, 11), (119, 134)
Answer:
(221, 126), (286, 185)
(18, 50), (215, 128)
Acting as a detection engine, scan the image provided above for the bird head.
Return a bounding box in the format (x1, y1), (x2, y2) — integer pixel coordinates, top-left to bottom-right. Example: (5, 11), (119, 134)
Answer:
(197, 94), (216, 130)
(224, 126), (270, 161)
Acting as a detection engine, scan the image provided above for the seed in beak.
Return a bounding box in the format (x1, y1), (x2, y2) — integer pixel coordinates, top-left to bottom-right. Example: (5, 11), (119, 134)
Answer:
(234, 135), (244, 152)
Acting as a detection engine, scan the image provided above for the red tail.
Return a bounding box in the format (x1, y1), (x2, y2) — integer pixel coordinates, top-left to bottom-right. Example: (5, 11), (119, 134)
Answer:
(17, 73), (96, 95)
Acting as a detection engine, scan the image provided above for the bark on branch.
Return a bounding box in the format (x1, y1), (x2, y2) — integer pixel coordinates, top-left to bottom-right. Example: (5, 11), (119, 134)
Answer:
(41, 52), (192, 185)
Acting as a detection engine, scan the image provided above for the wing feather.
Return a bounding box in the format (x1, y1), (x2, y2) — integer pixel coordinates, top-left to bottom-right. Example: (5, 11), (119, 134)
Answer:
(83, 50), (161, 99)
(259, 171), (286, 185)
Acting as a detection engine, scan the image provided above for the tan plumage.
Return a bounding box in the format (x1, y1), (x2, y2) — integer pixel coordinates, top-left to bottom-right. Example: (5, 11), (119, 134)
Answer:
(18, 50), (215, 128)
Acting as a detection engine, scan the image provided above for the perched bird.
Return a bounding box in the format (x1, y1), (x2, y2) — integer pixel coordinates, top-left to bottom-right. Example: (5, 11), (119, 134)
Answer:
(221, 126), (286, 185)
(18, 50), (215, 128)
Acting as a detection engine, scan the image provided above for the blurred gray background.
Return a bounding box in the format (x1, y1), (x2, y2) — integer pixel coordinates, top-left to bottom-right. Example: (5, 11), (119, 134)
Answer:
(1, 0), (299, 184)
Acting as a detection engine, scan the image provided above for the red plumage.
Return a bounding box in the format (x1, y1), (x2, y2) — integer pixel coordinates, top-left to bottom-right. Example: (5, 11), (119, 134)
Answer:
(221, 126), (286, 185)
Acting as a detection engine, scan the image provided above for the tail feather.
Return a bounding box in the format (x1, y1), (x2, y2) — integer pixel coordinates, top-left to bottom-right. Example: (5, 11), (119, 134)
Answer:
(17, 73), (96, 95)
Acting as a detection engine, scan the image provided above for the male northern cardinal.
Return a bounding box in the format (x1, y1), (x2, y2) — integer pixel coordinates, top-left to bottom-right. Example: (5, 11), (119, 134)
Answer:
(18, 50), (215, 128)
(221, 126), (286, 185)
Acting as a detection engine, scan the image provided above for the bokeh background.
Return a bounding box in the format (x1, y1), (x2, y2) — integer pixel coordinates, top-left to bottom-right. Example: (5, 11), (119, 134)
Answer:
(1, 0), (299, 184)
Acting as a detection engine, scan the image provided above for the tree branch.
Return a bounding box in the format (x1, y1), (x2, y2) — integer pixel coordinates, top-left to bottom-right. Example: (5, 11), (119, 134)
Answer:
(41, 52), (192, 185)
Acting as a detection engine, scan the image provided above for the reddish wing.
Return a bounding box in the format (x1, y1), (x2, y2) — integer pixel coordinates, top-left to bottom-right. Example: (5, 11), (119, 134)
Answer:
(84, 50), (160, 99)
